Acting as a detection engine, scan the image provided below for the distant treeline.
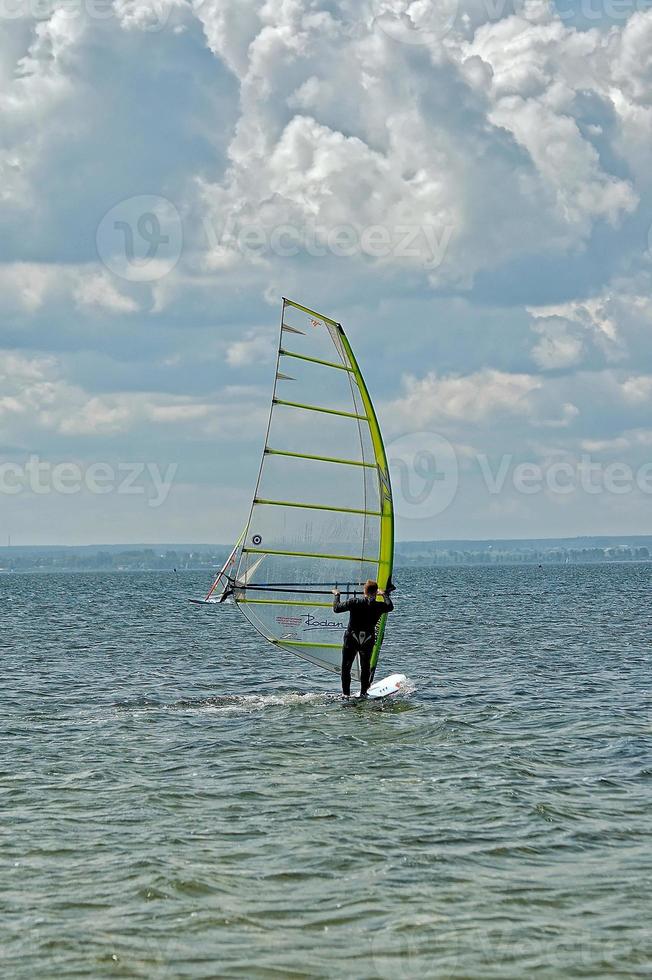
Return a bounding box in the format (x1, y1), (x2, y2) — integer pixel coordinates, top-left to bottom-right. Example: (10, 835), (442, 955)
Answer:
(0, 548), (223, 573)
(397, 546), (651, 565)
(397, 535), (652, 565)
(1, 537), (652, 572)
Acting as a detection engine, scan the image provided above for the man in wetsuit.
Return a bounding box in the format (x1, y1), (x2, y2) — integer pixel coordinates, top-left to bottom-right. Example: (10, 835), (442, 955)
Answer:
(332, 579), (394, 698)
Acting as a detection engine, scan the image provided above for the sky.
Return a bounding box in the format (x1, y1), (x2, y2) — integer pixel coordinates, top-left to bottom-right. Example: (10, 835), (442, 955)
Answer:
(1, 0), (652, 545)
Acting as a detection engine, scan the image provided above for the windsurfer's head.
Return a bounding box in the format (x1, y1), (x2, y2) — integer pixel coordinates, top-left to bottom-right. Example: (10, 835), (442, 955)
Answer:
(364, 579), (379, 597)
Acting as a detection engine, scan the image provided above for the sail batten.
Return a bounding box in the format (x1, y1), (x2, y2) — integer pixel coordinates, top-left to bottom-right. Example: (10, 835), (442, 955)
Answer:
(243, 547), (378, 563)
(280, 349), (355, 373)
(272, 398), (368, 421)
(239, 599), (333, 608)
(232, 298), (394, 678)
(265, 448), (376, 468)
(254, 497), (382, 517)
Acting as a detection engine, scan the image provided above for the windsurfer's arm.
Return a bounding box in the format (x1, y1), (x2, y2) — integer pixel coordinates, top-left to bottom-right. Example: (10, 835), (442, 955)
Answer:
(332, 589), (351, 613)
(378, 590), (394, 612)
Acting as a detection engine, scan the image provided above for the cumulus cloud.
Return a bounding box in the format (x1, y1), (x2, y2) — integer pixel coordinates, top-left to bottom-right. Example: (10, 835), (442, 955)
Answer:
(0, 349), (267, 443)
(530, 317), (585, 370)
(2, 0), (652, 540)
(621, 375), (652, 404)
(527, 282), (652, 371)
(388, 368), (541, 427)
(73, 274), (140, 314)
(226, 330), (276, 366)
(193, 0), (644, 291)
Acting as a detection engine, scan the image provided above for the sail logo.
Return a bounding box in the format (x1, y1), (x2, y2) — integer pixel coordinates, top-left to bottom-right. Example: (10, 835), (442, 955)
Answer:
(303, 614), (345, 632)
(276, 616), (302, 628)
(276, 613), (345, 633)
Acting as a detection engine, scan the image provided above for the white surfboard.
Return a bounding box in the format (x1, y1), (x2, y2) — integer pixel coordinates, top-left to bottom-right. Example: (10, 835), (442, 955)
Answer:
(366, 673), (408, 700)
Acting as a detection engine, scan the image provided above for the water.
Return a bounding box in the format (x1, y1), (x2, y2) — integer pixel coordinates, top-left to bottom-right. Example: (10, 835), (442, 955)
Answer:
(1, 565), (651, 978)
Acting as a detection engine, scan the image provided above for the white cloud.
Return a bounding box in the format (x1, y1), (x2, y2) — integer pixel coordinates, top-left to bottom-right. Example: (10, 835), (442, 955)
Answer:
(146, 403), (213, 422)
(2, 1), (652, 541)
(57, 397), (133, 436)
(388, 368), (541, 426)
(528, 284), (652, 371)
(0, 348), (267, 442)
(194, 0), (643, 289)
(226, 331), (275, 366)
(0, 11), (85, 215)
(0, 264), (66, 313)
(530, 316), (585, 369)
(621, 375), (652, 404)
(73, 274), (139, 314)
(0, 264), (140, 315)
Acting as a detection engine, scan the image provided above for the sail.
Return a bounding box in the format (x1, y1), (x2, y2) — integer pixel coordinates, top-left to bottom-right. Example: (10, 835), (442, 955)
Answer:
(189, 530), (246, 604)
(232, 298), (394, 676)
(206, 532), (244, 602)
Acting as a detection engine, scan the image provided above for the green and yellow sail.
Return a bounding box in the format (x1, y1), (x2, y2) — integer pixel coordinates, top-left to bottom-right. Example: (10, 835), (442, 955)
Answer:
(232, 298), (395, 678)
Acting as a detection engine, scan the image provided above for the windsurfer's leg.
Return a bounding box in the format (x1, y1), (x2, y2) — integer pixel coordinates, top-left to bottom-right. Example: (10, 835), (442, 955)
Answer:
(359, 647), (372, 697)
(341, 644), (356, 696)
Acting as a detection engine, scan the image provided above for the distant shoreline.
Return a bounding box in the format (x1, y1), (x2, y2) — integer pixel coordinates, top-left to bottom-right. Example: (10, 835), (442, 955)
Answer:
(2, 560), (651, 575)
(1, 535), (651, 573)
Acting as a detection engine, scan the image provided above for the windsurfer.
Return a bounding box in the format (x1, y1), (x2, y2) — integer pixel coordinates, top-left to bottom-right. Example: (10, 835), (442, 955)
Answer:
(332, 580), (394, 698)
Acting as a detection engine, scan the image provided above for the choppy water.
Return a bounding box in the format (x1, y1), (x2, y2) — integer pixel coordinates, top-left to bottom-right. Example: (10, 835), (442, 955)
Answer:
(2, 564), (651, 978)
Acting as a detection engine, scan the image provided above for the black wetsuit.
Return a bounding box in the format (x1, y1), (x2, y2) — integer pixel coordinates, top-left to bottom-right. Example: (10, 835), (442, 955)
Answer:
(332, 593), (394, 696)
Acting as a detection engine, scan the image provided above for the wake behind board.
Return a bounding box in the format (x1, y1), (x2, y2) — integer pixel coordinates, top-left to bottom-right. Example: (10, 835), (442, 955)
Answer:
(366, 673), (408, 700)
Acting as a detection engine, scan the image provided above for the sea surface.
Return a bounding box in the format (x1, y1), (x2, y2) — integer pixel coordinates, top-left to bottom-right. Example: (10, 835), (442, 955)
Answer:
(1, 564), (651, 979)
